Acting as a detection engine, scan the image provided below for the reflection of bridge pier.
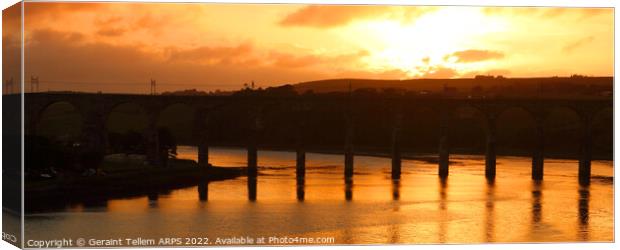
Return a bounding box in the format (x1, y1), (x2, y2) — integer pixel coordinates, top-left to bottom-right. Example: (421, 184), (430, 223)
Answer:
(345, 178), (353, 201)
(296, 145), (306, 201)
(530, 180), (543, 240)
(485, 180), (495, 242)
(438, 178), (448, 243)
(391, 179), (400, 201)
(246, 147), (257, 201)
(531, 181), (542, 224)
(578, 186), (590, 240)
(198, 182), (209, 201)
(296, 178), (305, 201)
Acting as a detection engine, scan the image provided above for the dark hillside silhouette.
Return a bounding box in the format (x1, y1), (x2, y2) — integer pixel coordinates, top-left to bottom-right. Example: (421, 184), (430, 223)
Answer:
(292, 76), (612, 98)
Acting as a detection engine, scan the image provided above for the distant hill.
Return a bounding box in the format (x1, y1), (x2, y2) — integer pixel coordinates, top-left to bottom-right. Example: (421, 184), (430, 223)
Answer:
(291, 76), (613, 98)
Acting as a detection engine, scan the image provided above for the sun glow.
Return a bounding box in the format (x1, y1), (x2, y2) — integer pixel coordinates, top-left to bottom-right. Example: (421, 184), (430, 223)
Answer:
(347, 7), (509, 77)
(13, 3), (613, 91)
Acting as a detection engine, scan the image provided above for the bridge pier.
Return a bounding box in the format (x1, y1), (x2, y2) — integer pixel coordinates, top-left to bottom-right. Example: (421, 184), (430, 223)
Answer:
(391, 114), (402, 180)
(578, 120), (593, 186)
(532, 125), (544, 180)
(145, 113), (161, 167)
(247, 114), (260, 178)
(344, 120), (354, 180)
(344, 149), (354, 179)
(296, 148), (306, 180)
(247, 143), (258, 177)
(81, 106), (108, 156)
(194, 112), (210, 168)
(248, 175), (257, 201)
(198, 143), (209, 167)
(295, 103), (310, 186)
(296, 178), (305, 201)
(145, 130), (160, 167)
(296, 120), (306, 181)
(438, 119), (450, 179)
(485, 117), (497, 180)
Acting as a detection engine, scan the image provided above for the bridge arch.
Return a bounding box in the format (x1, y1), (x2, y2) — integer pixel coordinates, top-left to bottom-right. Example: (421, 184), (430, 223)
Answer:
(592, 106), (612, 123)
(104, 100), (149, 118)
(401, 106), (440, 154)
(34, 101), (84, 142)
(543, 106), (582, 160)
(449, 105), (488, 155)
(591, 107), (612, 161)
(258, 100), (306, 147)
(302, 100), (349, 151)
(451, 103), (488, 120)
(105, 102), (149, 133)
(547, 103), (583, 124)
(495, 106), (537, 158)
(105, 102), (149, 155)
(156, 102), (197, 146)
(352, 100), (393, 151)
(496, 104), (537, 123)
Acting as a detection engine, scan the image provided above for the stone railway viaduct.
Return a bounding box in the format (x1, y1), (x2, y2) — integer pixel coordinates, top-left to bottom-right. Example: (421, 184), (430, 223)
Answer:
(23, 93), (612, 186)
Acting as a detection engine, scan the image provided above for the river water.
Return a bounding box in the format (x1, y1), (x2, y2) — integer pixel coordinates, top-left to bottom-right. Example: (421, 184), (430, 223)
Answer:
(24, 146), (613, 245)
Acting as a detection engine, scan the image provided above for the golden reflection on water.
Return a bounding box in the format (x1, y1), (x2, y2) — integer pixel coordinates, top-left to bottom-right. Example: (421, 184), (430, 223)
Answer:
(24, 147), (613, 244)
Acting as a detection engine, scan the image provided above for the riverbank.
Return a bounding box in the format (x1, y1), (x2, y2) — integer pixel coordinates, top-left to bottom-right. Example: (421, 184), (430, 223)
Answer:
(25, 159), (245, 212)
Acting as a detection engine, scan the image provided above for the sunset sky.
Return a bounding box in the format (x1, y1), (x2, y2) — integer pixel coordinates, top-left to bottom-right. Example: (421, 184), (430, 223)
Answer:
(2, 3), (614, 92)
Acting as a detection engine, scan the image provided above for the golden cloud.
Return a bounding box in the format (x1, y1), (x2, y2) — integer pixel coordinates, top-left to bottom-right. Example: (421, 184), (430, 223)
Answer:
(279, 5), (436, 28)
(447, 50), (505, 63)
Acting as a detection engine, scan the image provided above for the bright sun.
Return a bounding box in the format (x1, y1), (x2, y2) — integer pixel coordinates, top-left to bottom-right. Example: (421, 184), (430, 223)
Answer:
(344, 7), (509, 78)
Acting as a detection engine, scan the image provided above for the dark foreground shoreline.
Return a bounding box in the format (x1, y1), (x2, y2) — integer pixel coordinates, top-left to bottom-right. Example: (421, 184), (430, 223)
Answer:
(24, 161), (246, 212)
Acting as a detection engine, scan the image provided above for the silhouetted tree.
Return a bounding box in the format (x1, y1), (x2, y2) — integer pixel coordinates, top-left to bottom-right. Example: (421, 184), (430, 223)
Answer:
(79, 150), (104, 175)
(25, 135), (53, 172)
(25, 135), (77, 178)
(108, 130), (146, 154)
